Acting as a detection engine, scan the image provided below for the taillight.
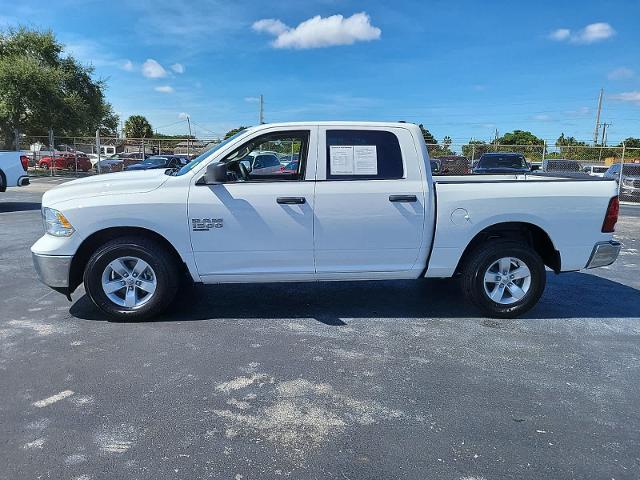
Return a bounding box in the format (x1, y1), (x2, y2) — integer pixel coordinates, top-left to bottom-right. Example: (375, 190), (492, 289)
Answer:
(602, 196), (619, 233)
(20, 155), (29, 171)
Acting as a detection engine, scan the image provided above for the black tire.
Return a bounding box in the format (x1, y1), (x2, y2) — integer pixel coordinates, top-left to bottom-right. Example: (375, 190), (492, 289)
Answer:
(460, 240), (546, 318)
(83, 236), (180, 321)
(0, 170), (6, 192)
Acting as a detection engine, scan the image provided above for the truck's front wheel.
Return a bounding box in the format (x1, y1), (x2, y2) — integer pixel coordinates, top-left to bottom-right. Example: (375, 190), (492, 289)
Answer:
(460, 241), (546, 318)
(83, 236), (179, 321)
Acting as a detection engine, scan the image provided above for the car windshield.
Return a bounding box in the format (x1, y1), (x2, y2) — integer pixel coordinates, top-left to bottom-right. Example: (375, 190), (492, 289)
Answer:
(174, 130), (248, 176)
(623, 165), (640, 175)
(479, 155), (527, 169)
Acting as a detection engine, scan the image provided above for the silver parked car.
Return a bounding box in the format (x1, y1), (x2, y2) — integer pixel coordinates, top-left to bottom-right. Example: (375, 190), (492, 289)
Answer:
(239, 151), (283, 176)
(604, 163), (640, 200)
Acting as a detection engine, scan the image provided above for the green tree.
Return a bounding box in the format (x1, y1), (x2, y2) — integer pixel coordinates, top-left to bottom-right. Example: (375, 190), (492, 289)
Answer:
(497, 130), (545, 161)
(619, 137), (640, 149)
(0, 26), (117, 147)
(124, 115), (153, 139)
(224, 126), (248, 139)
(462, 140), (490, 160)
(418, 124), (437, 145)
(498, 130), (543, 146)
(555, 133), (586, 147)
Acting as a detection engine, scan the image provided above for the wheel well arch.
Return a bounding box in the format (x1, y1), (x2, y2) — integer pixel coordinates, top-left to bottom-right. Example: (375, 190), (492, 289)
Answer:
(68, 226), (189, 293)
(455, 222), (560, 274)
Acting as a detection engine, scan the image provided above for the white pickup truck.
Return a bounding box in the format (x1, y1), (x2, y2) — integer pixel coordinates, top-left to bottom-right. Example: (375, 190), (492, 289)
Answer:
(31, 122), (621, 320)
(0, 151), (30, 192)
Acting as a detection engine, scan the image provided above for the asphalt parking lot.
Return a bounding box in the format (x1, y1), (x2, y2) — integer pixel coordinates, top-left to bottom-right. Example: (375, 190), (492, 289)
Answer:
(1, 177), (639, 480)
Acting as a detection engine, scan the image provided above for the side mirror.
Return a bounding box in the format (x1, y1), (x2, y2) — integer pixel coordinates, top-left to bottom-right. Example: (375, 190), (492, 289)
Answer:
(205, 162), (228, 184)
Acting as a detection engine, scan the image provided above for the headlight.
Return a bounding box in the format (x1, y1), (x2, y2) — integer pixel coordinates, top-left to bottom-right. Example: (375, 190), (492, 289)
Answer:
(42, 207), (75, 237)
(622, 178), (634, 186)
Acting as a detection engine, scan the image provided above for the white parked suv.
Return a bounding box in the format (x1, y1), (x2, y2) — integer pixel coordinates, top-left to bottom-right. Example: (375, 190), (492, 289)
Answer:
(0, 151), (30, 192)
(31, 122), (621, 320)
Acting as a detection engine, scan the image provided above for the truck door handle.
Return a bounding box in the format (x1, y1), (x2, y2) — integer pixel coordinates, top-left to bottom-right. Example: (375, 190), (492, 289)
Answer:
(389, 195), (417, 203)
(277, 197), (306, 205)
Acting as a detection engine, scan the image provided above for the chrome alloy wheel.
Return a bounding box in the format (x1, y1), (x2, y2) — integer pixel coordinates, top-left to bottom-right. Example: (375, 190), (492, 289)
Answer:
(483, 257), (531, 305)
(101, 256), (157, 308)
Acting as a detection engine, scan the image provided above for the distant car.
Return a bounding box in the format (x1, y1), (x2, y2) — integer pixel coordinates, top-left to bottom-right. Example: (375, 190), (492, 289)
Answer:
(239, 152), (283, 175)
(0, 152), (30, 191)
(39, 153), (92, 172)
(280, 160), (300, 174)
(119, 152), (153, 169)
(430, 159), (441, 174)
(125, 156), (188, 171)
(278, 153), (300, 164)
(95, 158), (124, 173)
(434, 155), (469, 175)
(604, 163), (640, 200)
(473, 153), (530, 174)
(582, 165), (609, 177)
(542, 158), (583, 173)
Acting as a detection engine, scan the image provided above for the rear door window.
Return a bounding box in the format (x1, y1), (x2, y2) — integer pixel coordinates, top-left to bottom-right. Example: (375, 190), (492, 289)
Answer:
(326, 130), (404, 180)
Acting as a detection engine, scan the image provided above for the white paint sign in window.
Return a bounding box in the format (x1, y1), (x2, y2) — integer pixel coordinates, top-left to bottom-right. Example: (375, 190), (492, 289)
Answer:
(329, 146), (354, 175)
(353, 145), (377, 175)
(329, 145), (378, 175)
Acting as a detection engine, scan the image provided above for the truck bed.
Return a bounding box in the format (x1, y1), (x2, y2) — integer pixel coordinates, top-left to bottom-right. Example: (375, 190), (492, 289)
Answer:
(425, 174), (618, 277)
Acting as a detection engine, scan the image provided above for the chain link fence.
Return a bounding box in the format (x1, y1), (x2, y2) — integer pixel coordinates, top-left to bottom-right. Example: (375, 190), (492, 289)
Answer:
(14, 134), (640, 203)
(428, 142), (640, 203)
(17, 134), (220, 177)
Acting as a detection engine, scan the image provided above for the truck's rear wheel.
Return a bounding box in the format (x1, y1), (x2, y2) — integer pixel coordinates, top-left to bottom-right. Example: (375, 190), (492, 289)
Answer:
(460, 240), (546, 318)
(83, 236), (179, 321)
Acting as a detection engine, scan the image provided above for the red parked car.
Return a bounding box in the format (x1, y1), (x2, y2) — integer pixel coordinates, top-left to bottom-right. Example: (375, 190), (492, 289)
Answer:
(39, 153), (92, 172)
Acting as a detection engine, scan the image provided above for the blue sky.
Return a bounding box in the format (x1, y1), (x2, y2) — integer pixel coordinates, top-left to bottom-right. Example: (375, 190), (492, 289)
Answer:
(1, 0), (639, 143)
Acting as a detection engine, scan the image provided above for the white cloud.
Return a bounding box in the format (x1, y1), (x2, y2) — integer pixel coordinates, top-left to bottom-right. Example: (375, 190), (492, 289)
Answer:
(252, 12), (381, 49)
(178, 112), (190, 120)
(121, 60), (134, 71)
(548, 29), (570, 41)
(549, 23), (615, 45)
(566, 106), (591, 117)
(142, 59), (168, 78)
(611, 91), (640, 104)
(252, 19), (288, 36)
(154, 85), (174, 93)
(576, 22), (616, 43)
(171, 63), (185, 74)
(608, 67), (634, 80)
(532, 114), (552, 121)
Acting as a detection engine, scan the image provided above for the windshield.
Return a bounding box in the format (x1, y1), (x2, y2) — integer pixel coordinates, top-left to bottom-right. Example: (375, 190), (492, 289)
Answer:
(143, 157), (168, 166)
(478, 155), (527, 169)
(623, 165), (640, 176)
(174, 130), (248, 176)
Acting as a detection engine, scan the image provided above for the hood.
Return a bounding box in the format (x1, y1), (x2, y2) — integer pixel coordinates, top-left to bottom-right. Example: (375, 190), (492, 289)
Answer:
(42, 170), (169, 207)
(126, 163), (158, 170)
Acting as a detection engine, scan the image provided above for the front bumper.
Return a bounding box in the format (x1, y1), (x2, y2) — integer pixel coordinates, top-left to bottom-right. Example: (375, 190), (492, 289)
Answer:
(32, 253), (72, 288)
(585, 241), (621, 269)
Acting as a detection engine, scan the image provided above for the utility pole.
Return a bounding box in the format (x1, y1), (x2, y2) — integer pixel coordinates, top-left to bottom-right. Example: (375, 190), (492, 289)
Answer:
(600, 122), (611, 146)
(186, 115), (192, 157)
(597, 122), (612, 163)
(593, 88), (603, 145)
(259, 94), (264, 124)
